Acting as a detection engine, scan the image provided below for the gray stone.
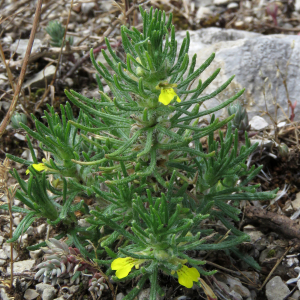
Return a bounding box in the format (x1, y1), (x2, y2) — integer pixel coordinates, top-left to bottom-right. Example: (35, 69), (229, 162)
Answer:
(69, 285), (80, 294)
(0, 249), (8, 260)
(3, 243), (18, 260)
(81, 3), (95, 15)
(227, 277), (250, 297)
(249, 116), (269, 130)
(229, 290), (243, 300)
(0, 236), (5, 245)
(13, 217), (21, 226)
(36, 283), (54, 295)
(177, 28), (300, 123)
(24, 65), (56, 88)
(24, 289), (39, 300)
(42, 288), (57, 300)
(292, 290), (300, 299)
(29, 249), (43, 260)
(266, 276), (290, 300)
(116, 293), (125, 300)
(10, 39), (42, 59)
(7, 259), (35, 274)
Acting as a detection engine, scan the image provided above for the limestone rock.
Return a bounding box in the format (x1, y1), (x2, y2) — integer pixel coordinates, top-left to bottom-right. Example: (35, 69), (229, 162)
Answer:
(24, 289), (39, 300)
(249, 116), (269, 130)
(176, 28), (300, 123)
(266, 276), (290, 300)
(7, 259), (35, 274)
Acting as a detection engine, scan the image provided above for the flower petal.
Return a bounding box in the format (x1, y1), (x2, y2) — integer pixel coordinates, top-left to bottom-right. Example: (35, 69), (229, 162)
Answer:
(111, 257), (137, 279)
(159, 88), (181, 105)
(177, 265), (200, 288)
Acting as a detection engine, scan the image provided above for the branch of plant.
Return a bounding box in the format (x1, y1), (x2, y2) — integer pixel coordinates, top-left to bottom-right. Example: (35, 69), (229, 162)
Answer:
(0, 0), (43, 138)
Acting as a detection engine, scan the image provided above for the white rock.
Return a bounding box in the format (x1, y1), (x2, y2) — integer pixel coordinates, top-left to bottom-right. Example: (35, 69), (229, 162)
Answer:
(266, 276), (290, 300)
(13, 217), (21, 226)
(29, 249), (43, 260)
(24, 289), (39, 300)
(0, 288), (11, 300)
(177, 28), (300, 124)
(296, 0), (300, 12)
(24, 65), (56, 88)
(3, 243), (18, 260)
(7, 259), (35, 274)
(249, 116), (269, 130)
(0, 259), (6, 266)
(0, 249), (8, 260)
(245, 16), (254, 23)
(0, 236), (4, 245)
(37, 223), (47, 235)
(26, 226), (35, 235)
(292, 192), (300, 210)
(14, 133), (26, 141)
(10, 39), (42, 58)
(196, 7), (212, 21)
(81, 3), (95, 15)
(78, 219), (90, 227)
(227, 2), (239, 9)
(214, 0), (230, 4)
(229, 290), (242, 300)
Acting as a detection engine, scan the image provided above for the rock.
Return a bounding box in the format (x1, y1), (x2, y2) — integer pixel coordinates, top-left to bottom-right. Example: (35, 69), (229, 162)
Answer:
(26, 226), (35, 235)
(0, 259), (6, 266)
(10, 39), (42, 59)
(78, 218), (90, 227)
(0, 249), (8, 260)
(229, 290), (243, 300)
(81, 3), (95, 15)
(64, 78), (74, 87)
(3, 243), (18, 260)
(69, 285), (80, 294)
(245, 16), (254, 23)
(13, 217), (21, 226)
(0, 288), (11, 300)
(177, 28), (300, 123)
(249, 116), (269, 130)
(24, 65), (56, 88)
(7, 259), (35, 274)
(116, 293), (125, 300)
(37, 223), (47, 235)
(42, 288), (57, 300)
(29, 249), (43, 260)
(242, 271), (260, 285)
(36, 283), (54, 295)
(292, 290), (300, 299)
(227, 277), (251, 297)
(292, 192), (300, 210)
(24, 289), (39, 300)
(0, 236), (4, 245)
(266, 276), (290, 300)
(234, 20), (244, 29)
(214, 0), (230, 4)
(195, 7), (212, 21)
(227, 2), (239, 9)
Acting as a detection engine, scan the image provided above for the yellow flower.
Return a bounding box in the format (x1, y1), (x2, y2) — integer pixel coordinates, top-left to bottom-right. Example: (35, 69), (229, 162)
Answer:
(158, 88), (181, 105)
(177, 265), (200, 288)
(26, 159), (49, 175)
(111, 257), (146, 279)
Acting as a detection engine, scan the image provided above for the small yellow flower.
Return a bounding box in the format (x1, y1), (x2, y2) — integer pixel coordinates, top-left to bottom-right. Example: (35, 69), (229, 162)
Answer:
(177, 265), (200, 288)
(158, 88), (181, 105)
(26, 159), (49, 175)
(111, 257), (146, 279)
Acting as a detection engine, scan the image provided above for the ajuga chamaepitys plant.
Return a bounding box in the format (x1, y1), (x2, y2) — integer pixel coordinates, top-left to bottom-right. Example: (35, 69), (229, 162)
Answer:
(4, 6), (278, 299)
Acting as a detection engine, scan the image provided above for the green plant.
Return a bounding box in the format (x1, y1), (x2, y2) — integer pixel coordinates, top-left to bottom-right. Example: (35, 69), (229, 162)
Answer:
(45, 21), (73, 47)
(4, 6), (277, 299)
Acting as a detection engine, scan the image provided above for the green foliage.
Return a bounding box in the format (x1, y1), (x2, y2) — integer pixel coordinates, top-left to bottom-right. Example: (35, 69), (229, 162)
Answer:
(227, 101), (250, 133)
(45, 20), (73, 47)
(4, 6), (277, 299)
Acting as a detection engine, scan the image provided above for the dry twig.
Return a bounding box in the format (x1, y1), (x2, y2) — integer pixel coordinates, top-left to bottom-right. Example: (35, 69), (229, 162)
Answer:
(0, 0), (43, 138)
